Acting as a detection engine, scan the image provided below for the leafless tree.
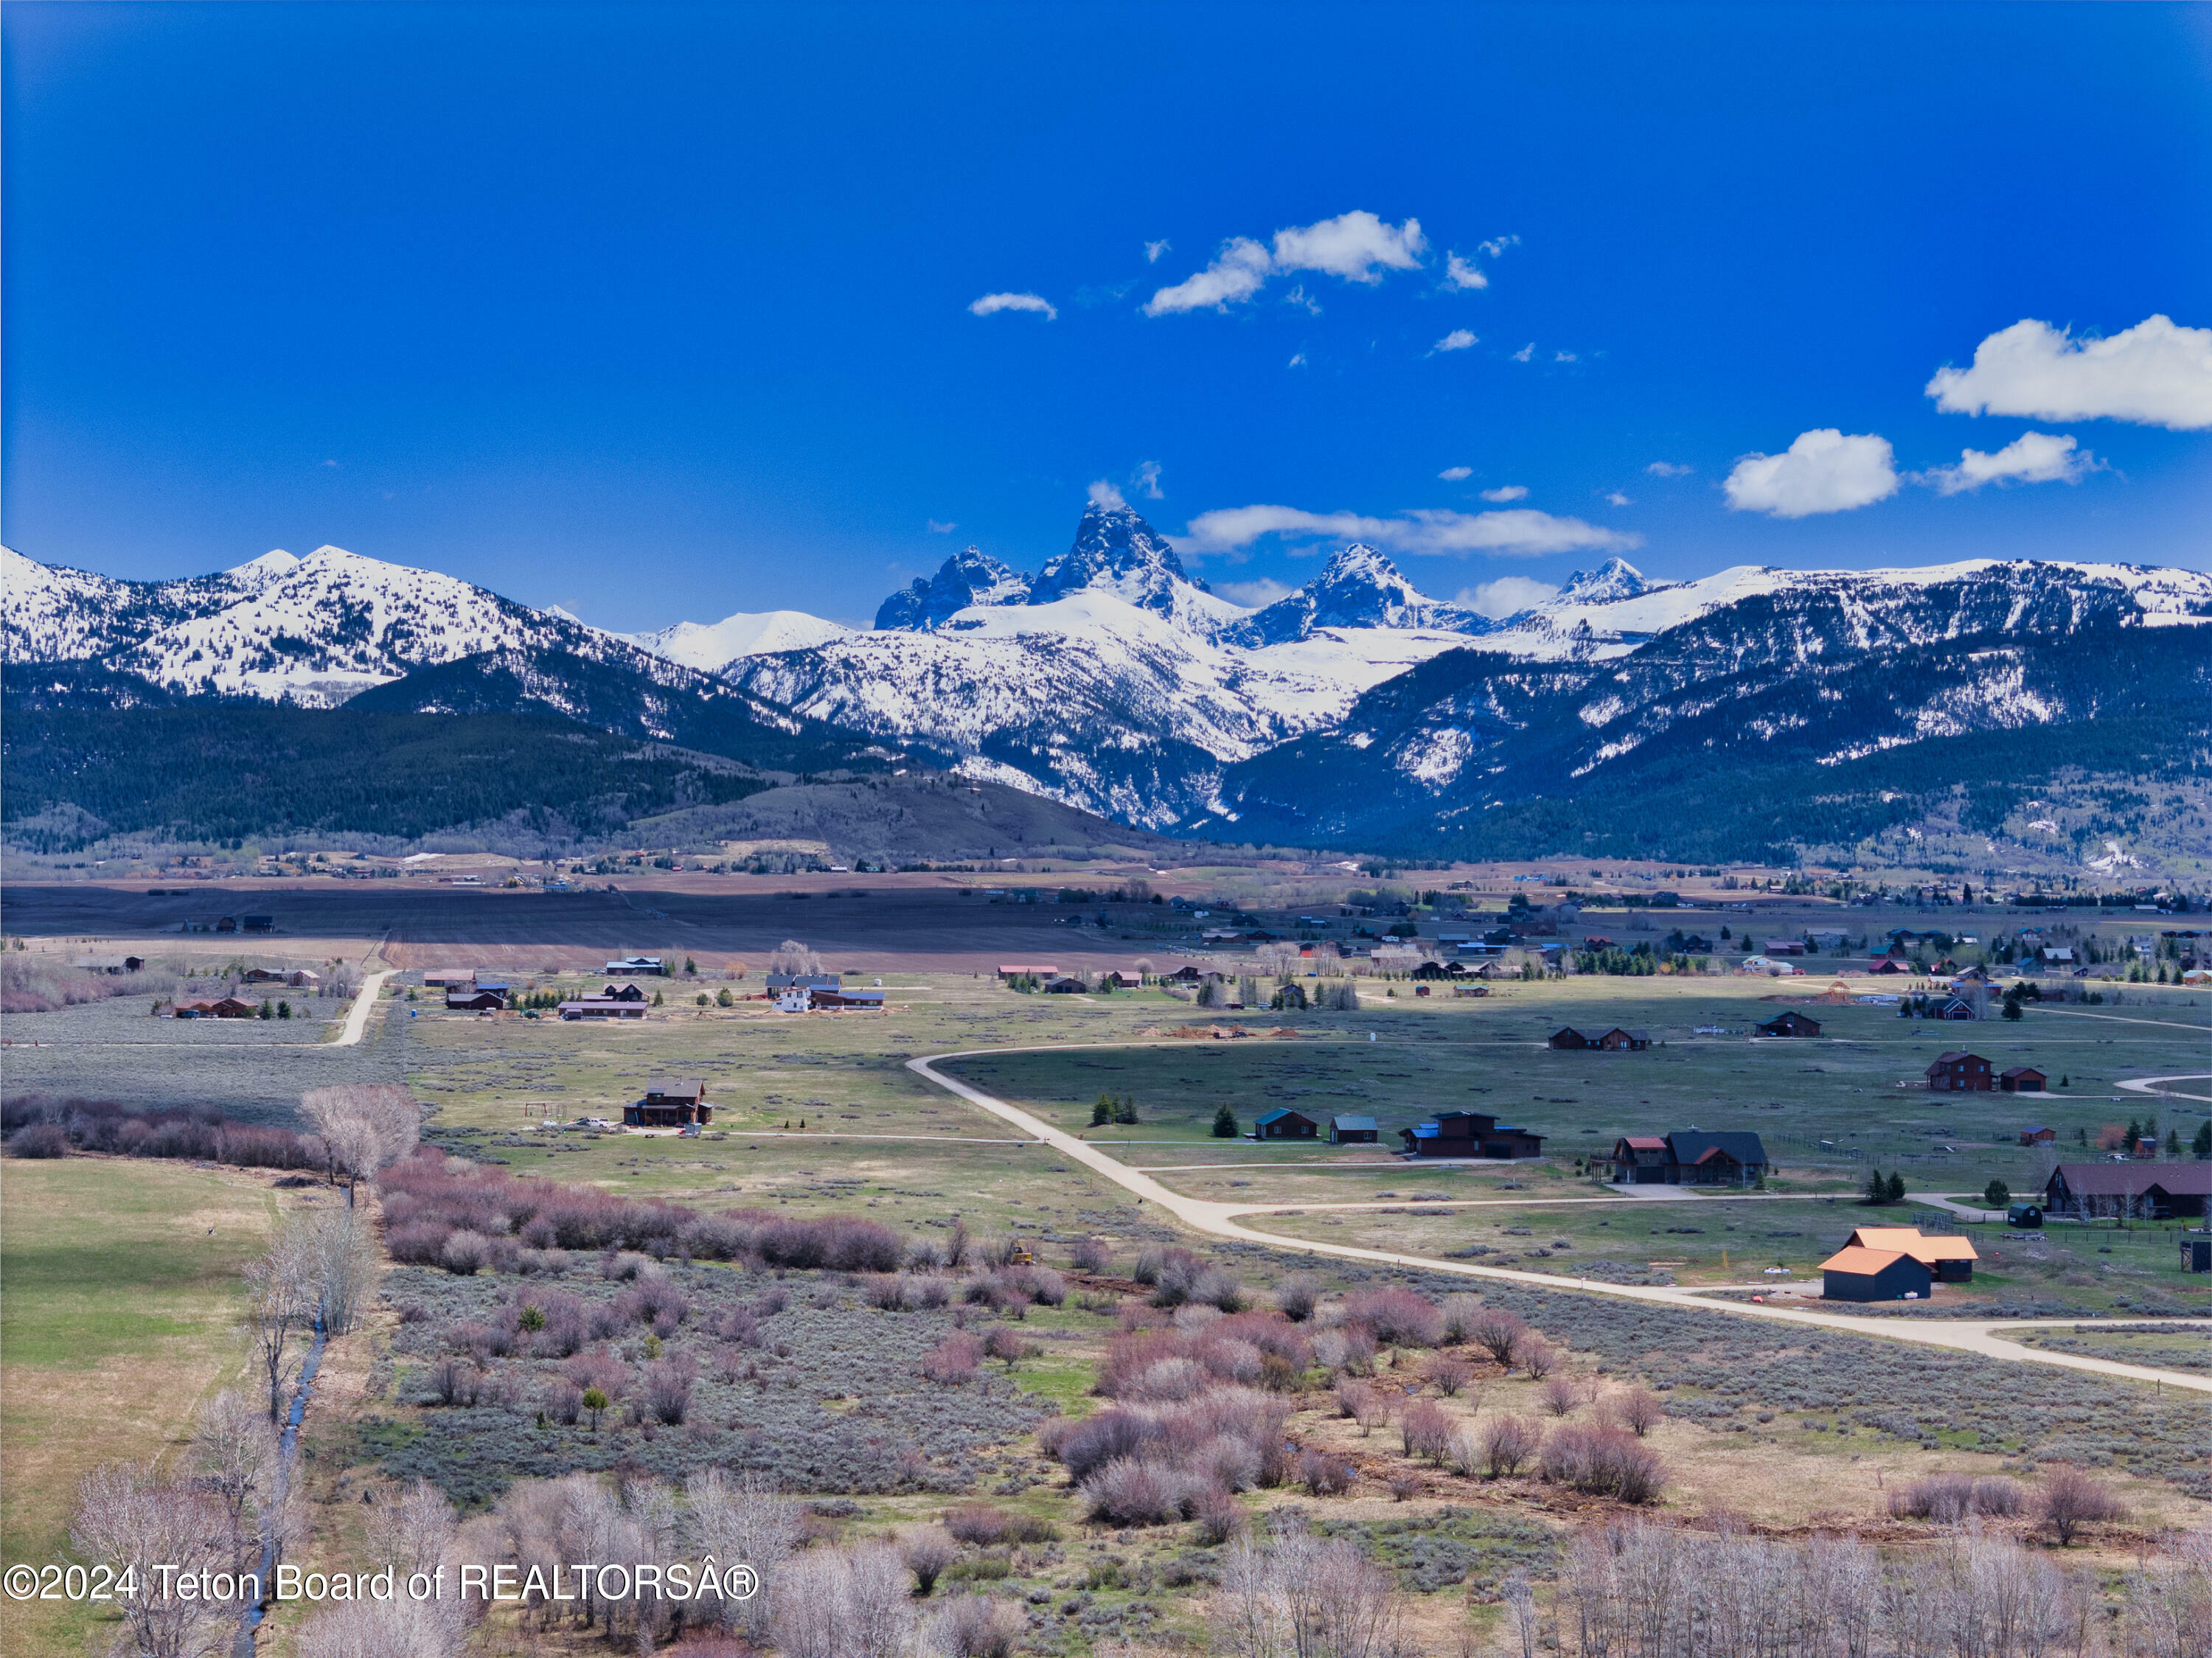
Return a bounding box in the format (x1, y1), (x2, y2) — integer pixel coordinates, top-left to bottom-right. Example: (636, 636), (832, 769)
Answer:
(362, 1478), (456, 1578)
(1542, 1373), (1582, 1417)
(1210, 1525), (1405, 1658)
(773, 1542), (914, 1658)
(1503, 1570), (1540, 1658)
(189, 1389), (279, 1570)
(243, 1228), (313, 1423)
(299, 1084), (419, 1205)
(767, 938), (823, 975)
(1467, 1306), (1527, 1368)
(1514, 1334), (1561, 1379)
(69, 1463), (234, 1658)
(293, 1593), (467, 1658)
(1427, 1353), (1475, 1396)
(2038, 1464), (2124, 1547)
(1605, 1386), (1665, 1438)
(300, 1205), (379, 1336)
(685, 1469), (798, 1639)
(2113, 1526), (2212, 1658)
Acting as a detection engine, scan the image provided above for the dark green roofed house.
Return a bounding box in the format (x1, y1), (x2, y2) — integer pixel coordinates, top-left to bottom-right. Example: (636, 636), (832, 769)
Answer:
(1329, 1115), (1379, 1144)
(1253, 1108), (1318, 1140)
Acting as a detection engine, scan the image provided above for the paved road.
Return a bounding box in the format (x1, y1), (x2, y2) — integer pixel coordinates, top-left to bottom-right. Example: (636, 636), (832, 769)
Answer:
(908, 1044), (2212, 1395)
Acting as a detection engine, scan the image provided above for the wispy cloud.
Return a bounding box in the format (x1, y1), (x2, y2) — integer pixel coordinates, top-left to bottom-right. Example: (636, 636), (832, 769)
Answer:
(1455, 575), (1557, 619)
(1606, 492), (1632, 507)
(1287, 350), (1309, 369)
(1644, 461), (1693, 478)
(926, 519), (958, 534)
(1443, 253), (1488, 290)
(1920, 431), (2101, 495)
(1088, 479), (1128, 510)
(1927, 314), (2212, 430)
(1144, 240), (1171, 265)
(1724, 429), (1899, 518)
(968, 291), (1057, 320)
(1214, 576), (1297, 608)
(1144, 211), (1426, 316)
(1130, 461), (1164, 500)
(1479, 485), (1528, 503)
(1509, 343), (1534, 363)
(1180, 503), (1641, 558)
(320, 459), (340, 467)
(1438, 466), (1472, 481)
(1433, 328), (1478, 353)
(1554, 350), (1578, 363)
(1478, 234), (1519, 260)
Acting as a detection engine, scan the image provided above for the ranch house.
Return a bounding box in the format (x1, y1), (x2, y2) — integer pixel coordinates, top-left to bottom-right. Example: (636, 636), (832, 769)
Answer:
(1253, 1108), (1318, 1140)
(1329, 1114), (1380, 1144)
(1925, 1051), (1994, 1091)
(1401, 1110), (1545, 1160)
(2043, 1163), (2211, 1220)
(625, 1079), (714, 1128)
(1755, 1010), (1823, 1038)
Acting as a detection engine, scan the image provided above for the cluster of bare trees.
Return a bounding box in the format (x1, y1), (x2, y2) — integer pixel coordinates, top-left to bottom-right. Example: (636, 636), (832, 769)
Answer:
(69, 1461), (241, 1658)
(243, 1208), (379, 1421)
(1209, 1522), (1405, 1658)
(1546, 1519), (2202, 1658)
(298, 1084), (419, 1205)
(288, 1480), (466, 1658)
(767, 938), (824, 975)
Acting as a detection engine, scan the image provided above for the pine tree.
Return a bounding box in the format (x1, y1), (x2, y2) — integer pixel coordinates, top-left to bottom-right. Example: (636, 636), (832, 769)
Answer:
(1091, 1095), (1113, 1126)
(1983, 1178), (2009, 1208)
(1886, 1171), (1907, 1203)
(1864, 1168), (1888, 1205)
(1212, 1104), (1238, 1139)
(2194, 1119), (2211, 1158)
(1113, 1096), (1138, 1125)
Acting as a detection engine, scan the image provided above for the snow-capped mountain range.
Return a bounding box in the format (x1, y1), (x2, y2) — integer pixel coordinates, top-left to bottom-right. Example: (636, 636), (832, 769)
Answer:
(6, 501), (2209, 840)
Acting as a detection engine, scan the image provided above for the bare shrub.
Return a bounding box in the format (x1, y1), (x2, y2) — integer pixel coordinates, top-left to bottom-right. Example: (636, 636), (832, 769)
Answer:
(1210, 1530), (1403, 1658)
(1400, 1400), (1454, 1464)
(925, 1593), (1027, 1658)
(1193, 1486), (1248, 1545)
(1969, 1477), (2024, 1518)
(1344, 1286), (1443, 1347)
(901, 1525), (958, 1595)
(1478, 1413), (1543, 1477)
(1068, 1236), (1111, 1273)
(773, 1541), (913, 1658)
(1540, 1422), (1669, 1503)
(439, 1230), (489, 1276)
(6, 1123), (70, 1157)
(1276, 1272), (1321, 1322)
(920, 1333), (983, 1384)
(1606, 1386), (1664, 1438)
(2039, 1465), (2124, 1546)
(1467, 1305), (1528, 1368)
(1300, 1450), (1356, 1496)
(1438, 1292), (1484, 1345)
(1542, 1373), (1581, 1417)
(1514, 1334), (1560, 1379)
(1427, 1353), (1475, 1396)
(644, 1357), (694, 1424)
(1082, 1457), (1189, 1526)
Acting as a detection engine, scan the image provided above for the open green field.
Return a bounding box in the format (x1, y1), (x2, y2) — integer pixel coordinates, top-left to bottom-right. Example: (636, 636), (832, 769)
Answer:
(0, 1158), (274, 1658)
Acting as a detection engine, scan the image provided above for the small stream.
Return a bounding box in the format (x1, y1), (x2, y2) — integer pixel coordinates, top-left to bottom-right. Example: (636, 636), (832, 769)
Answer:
(234, 1320), (327, 1657)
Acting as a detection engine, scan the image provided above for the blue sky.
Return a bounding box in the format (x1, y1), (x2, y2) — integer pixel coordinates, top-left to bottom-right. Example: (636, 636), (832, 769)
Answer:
(4, 1), (2208, 629)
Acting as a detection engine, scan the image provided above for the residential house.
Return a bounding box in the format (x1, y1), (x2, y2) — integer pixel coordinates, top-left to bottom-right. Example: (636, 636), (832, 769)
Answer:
(766, 972), (841, 997)
(1867, 958), (1913, 976)
(2043, 1163), (2211, 1220)
(1161, 966), (1206, 984)
(1329, 1114), (1379, 1144)
(2000, 1067), (2049, 1094)
(1740, 957), (1806, 976)
(1043, 975), (1088, 994)
(1603, 1129), (1770, 1186)
(447, 987), (507, 1012)
(1925, 1051), (1993, 1091)
(1755, 1010), (1823, 1037)
(557, 997), (646, 1020)
(1846, 1226), (1979, 1282)
(1820, 1244), (1933, 1302)
(599, 982), (650, 1003)
(812, 986), (886, 1011)
(243, 915), (275, 933)
(1763, 939), (1807, 956)
(1548, 1027), (1591, 1050)
(175, 997), (257, 1020)
(997, 964), (1061, 981)
(625, 1079), (713, 1128)
(1807, 930), (1850, 952)
(1253, 1108), (1318, 1140)
(1400, 1110), (1545, 1160)
(1593, 1028), (1652, 1051)
(423, 969), (476, 989)
(2017, 1124), (2057, 1145)
(604, 955), (666, 976)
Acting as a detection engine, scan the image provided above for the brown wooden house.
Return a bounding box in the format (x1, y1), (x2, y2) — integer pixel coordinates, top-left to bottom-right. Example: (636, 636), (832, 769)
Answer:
(625, 1079), (714, 1128)
(1925, 1051), (1993, 1091)
(1547, 1027), (1590, 1050)
(1401, 1110), (1545, 1160)
(1254, 1108), (1318, 1140)
(1593, 1027), (1651, 1051)
(2000, 1067), (2048, 1093)
(1754, 1010), (1823, 1037)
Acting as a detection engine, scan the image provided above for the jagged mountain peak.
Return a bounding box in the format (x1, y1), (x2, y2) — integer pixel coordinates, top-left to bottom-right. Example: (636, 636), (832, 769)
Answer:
(1029, 499), (1210, 613)
(1246, 542), (1489, 644)
(224, 549), (302, 588)
(1552, 556), (1660, 606)
(877, 545), (1032, 631)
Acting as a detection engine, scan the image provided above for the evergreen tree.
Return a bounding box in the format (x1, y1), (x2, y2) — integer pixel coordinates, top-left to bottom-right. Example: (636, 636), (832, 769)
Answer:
(1112, 1095), (1138, 1125)
(2001, 998), (2023, 1021)
(1211, 1104), (1238, 1139)
(2194, 1119), (2211, 1158)
(1864, 1167), (1888, 1205)
(2166, 1128), (2183, 1157)
(1982, 1178), (2009, 1208)
(1091, 1095), (1113, 1126)
(1886, 1171), (1907, 1203)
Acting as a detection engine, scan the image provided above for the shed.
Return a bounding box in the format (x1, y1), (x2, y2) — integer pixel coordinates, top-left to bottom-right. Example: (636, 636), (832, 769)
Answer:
(1925, 1051), (1994, 1092)
(1329, 1114), (1379, 1144)
(1253, 1108), (1318, 1140)
(557, 998), (645, 1020)
(2017, 1124), (2056, 1144)
(1754, 1010), (1823, 1038)
(2000, 1067), (2048, 1093)
(1820, 1245), (1933, 1302)
(446, 989), (506, 1012)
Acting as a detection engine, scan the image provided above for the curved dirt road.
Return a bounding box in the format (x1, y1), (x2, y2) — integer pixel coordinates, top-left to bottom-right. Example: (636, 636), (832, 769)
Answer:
(909, 1046), (2212, 1394)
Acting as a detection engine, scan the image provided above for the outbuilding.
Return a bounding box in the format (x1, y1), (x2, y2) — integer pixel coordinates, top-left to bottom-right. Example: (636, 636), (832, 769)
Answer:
(557, 998), (646, 1020)
(1820, 1244), (1933, 1302)
(2017, 1124), (2056, 1144)
(1547, 1027), (1590, 1050)
(1754, 1010), (1823, 1038)
(1846, 1225), (1979, 1282)
(1593, 1027), (1651, 1051)
(2000, 1067), (2048, 1093)
(1329, 1114), (1380, 1144)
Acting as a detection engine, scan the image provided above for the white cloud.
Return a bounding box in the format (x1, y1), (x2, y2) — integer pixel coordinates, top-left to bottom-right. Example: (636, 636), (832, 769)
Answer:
(1606, 492), (1632, 507)
(926, 519), (957, 534)
(1131, 460), (1164, 500)
(1554, 350), (1577, 363)
(1921, 431), (2100, 495)
(1510, 343), (1534, 363)
(1455, 576), (1558, 619)
(1144, 239), (1171, 264)
(1180, 503), (1641, 558)
(1478, 234), (1519, 260)
(969, 291), (1057, 320)
(1479, 485), (1528, 503)
(1443, 253), (1488, 290)
(1214, 577), (1297, 608)
(1088, 479), (1127, 510)
(1437, 466), (1472, 481)
(320, 458), (339, 467)
(1433, 329), (1478, 352)
(1144, 210), (1426, 316)
(1287, 351), (1308, 369)
(1724, 429), (1899, 518)
(1644, 461), (1692, 478)
(1926, 314), (2212, 430)
(1283, 283), (1322, 316)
